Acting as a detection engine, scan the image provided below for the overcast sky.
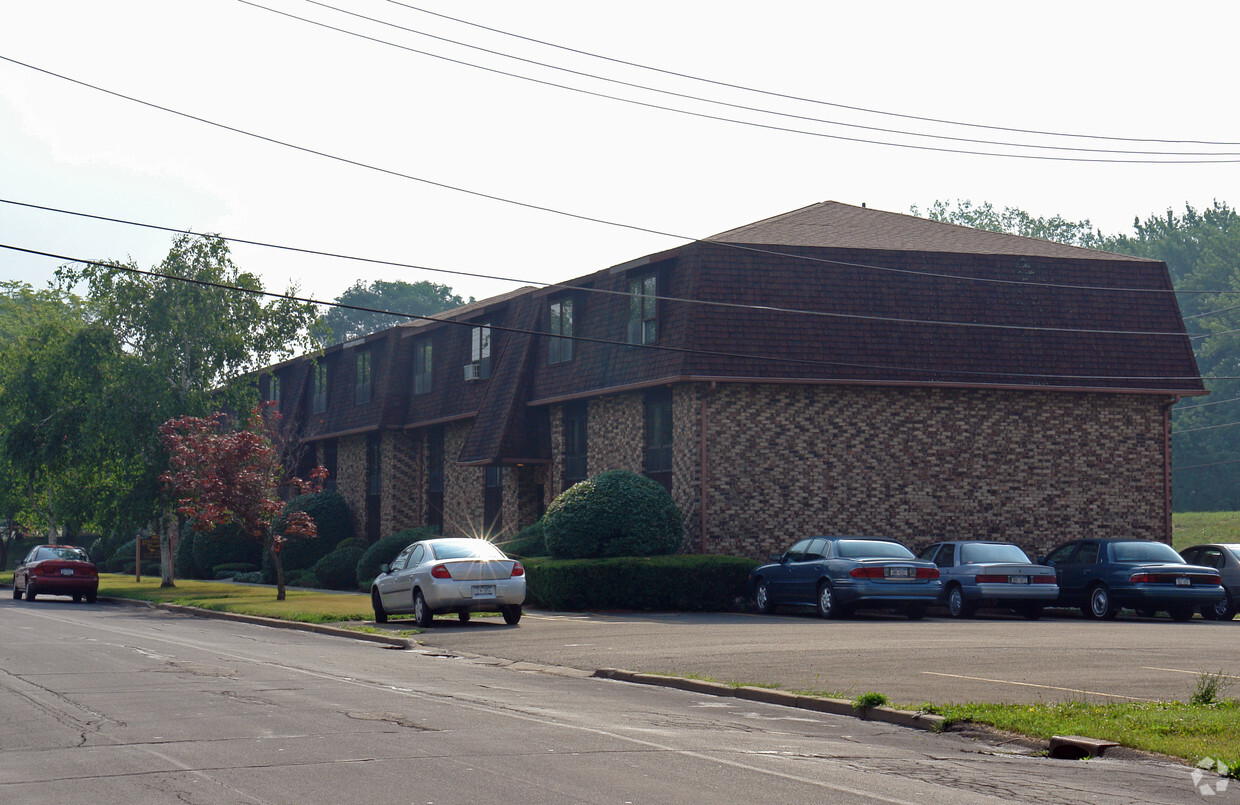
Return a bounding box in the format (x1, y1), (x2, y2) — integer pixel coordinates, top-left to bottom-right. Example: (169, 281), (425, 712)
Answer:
(2, 0), (1237, 309)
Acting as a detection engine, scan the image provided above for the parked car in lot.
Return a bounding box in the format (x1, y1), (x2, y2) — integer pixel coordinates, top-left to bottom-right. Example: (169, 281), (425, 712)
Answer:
(918, 540), (1058, 619)
(371, 537), (525, 627)
(1179, 543), (1240, 620)
(12, 544), (99, 603)
(1040, 539), (1224, 621)
(749, 537), (941, 620)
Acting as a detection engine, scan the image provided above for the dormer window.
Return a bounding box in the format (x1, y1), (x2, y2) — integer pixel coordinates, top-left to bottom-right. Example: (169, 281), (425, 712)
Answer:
(355, 350), (372, 405)
(414, 338), (432, 395)
(266, 375), (281, 408)
(312, 363), (328, 413)
(628, 274), (657, 345)
(467, 323), (491, 380)
(549, 297), (574, 364)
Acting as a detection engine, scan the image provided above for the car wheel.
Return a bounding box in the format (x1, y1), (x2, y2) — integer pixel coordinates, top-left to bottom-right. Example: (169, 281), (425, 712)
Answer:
(371, 590), (388, 624)
(946, 586), (974, 618)
(1086, 585), (1116, 620)
(25, 583), (37, 601)
(458, 612), (471, 623)
(816, 581), (837, 619)
(413, 591), (433, 628)
(754, 578), (774, 615)
(73, 593), (82, 603)
(85, 591), (97, 604)
(1169, 605), (1195, 622)
(1204, 593), (1235, 621)
(904, 603), (927, 620)
(501, 605), (522, 625)
(11, 582), (20, 600)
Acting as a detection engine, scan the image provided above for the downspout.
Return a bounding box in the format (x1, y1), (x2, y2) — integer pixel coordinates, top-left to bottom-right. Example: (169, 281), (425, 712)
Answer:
(1163, 397), (1179, 544)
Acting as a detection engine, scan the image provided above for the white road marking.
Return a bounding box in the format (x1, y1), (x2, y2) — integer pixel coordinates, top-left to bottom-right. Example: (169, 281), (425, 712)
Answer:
(1142, 666), (1240, 679)
(921, 672), (1156, 701)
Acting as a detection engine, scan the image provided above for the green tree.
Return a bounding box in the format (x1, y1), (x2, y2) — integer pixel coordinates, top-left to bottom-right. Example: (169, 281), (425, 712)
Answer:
(321, 279), (470, 344)
(911, 199), (1106, 248)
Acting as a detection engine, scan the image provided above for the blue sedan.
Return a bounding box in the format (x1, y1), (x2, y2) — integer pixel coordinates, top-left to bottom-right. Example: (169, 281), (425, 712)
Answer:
(1040, 539), (1224, 621)
(919, 540), (1058, 619)
(749, 537), (941, 620)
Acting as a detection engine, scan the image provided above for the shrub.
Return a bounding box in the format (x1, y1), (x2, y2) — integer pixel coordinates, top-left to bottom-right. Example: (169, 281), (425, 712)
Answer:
(88, 537), (105, 562)
(232, 571), (263, 584)
(264, 491), (354, 581)
(313, 545), (367, 591)
(356, 528), (436, 589)
(502, 521), (547, 557)
(285, 569), (320, 589)
(120, 561), (163, 577)
(175, 526), (204, 579)
(213, 563), (259, 579)
(193, 521), (261, 576)
(106, 538), (138, 573)
(543, 470), (683, 559)
(522, 554), (758, 612)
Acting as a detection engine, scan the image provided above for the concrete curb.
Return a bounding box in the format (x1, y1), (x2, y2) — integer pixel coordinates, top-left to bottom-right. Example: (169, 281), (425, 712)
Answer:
(594, 668), (947, 732)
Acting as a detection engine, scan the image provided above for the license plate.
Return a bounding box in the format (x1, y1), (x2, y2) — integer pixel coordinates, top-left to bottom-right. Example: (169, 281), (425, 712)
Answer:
(60, 568), (74, 576)
(885, 567), (913, 578)
(1176, 577), (1191, 586)
(1009, 575), (1028, 584)
(471, 585), (496, 598)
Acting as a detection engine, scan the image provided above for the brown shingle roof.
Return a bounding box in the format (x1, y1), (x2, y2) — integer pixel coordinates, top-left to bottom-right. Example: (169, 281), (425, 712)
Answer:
(707, 201), (1147, 262)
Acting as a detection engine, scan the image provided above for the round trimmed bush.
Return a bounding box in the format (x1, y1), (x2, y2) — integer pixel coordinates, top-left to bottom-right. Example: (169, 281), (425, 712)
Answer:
(543, 469), (683, 559)
(502, 521), (547, 557)
(192, 521), (261, 576)
(265, 491), (354, 581)
(313, 545), (367, 590)
(356, 528), (436, 589)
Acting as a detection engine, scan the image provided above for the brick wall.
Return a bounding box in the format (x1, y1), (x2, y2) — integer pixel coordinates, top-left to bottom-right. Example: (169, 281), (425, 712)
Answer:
(588, 394), (643, 475)
(382, 431), (422, 538)
(335, 435), (367, 540)
(442, 421), (483, 537)
(692, 383), (1167, 561)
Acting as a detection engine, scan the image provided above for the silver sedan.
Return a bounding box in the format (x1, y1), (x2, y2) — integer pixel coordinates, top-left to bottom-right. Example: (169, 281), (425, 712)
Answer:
(919, 540), (1058, 619)
(371, 538), (526, 627)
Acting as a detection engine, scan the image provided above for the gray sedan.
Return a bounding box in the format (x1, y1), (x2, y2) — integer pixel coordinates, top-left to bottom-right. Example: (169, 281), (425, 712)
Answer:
(371, 538), (526, 627)
(918, 540), (1058, 619)
(1180, 543), (1240, 620)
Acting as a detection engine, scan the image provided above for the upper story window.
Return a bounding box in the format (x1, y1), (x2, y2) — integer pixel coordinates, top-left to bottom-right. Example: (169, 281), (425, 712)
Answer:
(312, 363), (328, 414)
(266, 375), (281, 408)
(414, 338), (433, 395)
(467, 323), (491, 381)
(628, 274), (657, 345)
(355, 350), (372, 405)
(549, 297), (574, 364)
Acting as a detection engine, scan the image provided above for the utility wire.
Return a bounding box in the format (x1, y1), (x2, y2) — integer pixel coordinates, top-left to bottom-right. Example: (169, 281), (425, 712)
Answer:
(3, 196), (1197, 338)
(0, 241), (1214, 384)
(386, 0), (1240, 148)
(238, 0), (1240, 164)
(279, 0), (1240, 159)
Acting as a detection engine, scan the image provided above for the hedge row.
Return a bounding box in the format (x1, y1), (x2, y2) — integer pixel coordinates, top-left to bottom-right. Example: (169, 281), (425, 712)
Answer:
(521, 554), (758, 612)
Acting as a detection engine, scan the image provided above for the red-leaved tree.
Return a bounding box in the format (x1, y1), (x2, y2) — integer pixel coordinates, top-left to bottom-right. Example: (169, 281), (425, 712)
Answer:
(159, 404), (327, 600)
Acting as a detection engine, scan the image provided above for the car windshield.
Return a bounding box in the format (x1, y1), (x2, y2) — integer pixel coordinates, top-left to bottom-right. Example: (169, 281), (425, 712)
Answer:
(960, 543), (1030, 564)
(1111, 541), (1184, 563)
(837, 539), (914, 559)
(431, 540), (505, 561)
(38, 546), (89, 562)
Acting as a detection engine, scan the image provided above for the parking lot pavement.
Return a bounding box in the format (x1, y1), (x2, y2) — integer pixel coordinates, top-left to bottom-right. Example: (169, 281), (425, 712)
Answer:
(395, 608), (1240, 705)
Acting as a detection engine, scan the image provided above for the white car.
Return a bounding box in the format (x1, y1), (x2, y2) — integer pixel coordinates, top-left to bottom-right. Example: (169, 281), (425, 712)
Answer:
(371, 538), (526, 627)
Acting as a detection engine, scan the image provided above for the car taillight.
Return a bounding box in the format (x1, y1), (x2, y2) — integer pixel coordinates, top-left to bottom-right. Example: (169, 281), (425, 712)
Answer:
(1205, 573), (1222, 585)
(975, 574), (1007, 583)
(430, 564), (452, 579)
(916, 567), (940, 579)
(510, 562), (525, 577)
(849, 567), (884, 578)
(1130, 573), (1153, 583)
(1033, 575), (1056, 584)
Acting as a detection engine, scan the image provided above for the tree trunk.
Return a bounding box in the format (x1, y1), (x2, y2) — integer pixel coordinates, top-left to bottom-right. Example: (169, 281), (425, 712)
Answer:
(159, 507), (176, 588)
(268, 540), (286, 601)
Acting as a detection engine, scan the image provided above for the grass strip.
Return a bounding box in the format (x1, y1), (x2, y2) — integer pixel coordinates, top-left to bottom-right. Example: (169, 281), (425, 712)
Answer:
(96, 574), (373, 623)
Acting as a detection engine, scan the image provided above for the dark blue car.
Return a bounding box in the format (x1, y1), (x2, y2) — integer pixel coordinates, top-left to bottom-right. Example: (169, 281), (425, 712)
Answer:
(1040, 539), (1224, 621)
(749, 537), (941, 620)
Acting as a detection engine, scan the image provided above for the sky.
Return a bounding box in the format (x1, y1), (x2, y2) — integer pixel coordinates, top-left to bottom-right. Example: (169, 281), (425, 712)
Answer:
(2, 0), (1238, 309)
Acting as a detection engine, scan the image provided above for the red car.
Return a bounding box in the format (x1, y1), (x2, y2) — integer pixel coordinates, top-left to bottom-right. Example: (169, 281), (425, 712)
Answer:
(12, 544), (99, 603)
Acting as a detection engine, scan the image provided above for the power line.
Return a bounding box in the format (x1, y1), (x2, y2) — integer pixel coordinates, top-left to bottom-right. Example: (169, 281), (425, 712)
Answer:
(0, 241), (1215, 385)
(3, 196), (1196, 339)
(384, 0), (1240, 148)
(237, 0), (1240, 164)
(274, 0), (1240, 159)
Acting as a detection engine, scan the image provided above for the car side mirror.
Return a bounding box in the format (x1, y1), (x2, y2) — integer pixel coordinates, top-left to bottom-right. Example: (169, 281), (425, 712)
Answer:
(379, 563), (391, 575)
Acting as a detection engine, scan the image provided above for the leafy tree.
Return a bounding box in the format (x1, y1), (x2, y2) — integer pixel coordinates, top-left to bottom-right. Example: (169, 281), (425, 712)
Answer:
(321, 279), (470, 344)
(159, 405), (326, 600)
(911, 199), (1106, 248)
(0, 280), (83, 345)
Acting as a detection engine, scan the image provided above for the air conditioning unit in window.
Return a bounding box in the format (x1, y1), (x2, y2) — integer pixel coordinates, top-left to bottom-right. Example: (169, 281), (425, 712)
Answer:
(463, 363), (481, 381)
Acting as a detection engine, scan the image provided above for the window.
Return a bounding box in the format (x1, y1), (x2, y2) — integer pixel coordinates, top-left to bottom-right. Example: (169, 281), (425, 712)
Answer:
(644, 389), (673, 491)
(469, 324), (491, 380)
(312, 363), (328, 413)
(934, 543), (956, 568)
(355, 350), (372, 405)
(484, 466), (503, 534)
(628, 274), (657, 345)
(266, 375), (281, 407)
(414, 339), (432, 395)
(549, 297), (574, 364)
(563, 401), (588, 484)
(366, 433), (382, 497)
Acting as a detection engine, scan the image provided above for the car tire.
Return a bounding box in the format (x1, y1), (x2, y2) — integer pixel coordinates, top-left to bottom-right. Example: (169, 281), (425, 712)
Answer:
(816, 581), (837, 620)
(1169, 605), (1195, 622)
(1203, 593), (1236, 621)
(946, 586), (975, 618)
(25, 584), (36, 601)
(458, 612), (471, 623)
(501, 605), (522, 625)
(754, 578), (774, 615)
(371, 590), (388, 624)
(1085, 585), (1116, 620)
(904, 603), (927, 621)
(73, 594), (82, 603)
(85, 591), (97, 604)
(11, 582), (20, 600)
(413, 590), (433, 628)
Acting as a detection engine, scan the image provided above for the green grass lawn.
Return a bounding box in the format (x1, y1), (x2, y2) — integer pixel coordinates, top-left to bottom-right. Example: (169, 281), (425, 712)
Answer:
(1172, 511), (1240, 551)
(97, 574), (375, 623)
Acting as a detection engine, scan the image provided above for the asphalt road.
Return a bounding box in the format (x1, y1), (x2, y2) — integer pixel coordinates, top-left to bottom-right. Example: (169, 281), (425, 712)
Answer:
(0, 599), (1212, 804)
(405, 607), (1240, 706)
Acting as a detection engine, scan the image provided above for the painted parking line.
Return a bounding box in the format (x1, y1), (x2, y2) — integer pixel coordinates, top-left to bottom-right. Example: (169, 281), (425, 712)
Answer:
(1142, 666), (1240, 679)
(921, 672), (1156, 702)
